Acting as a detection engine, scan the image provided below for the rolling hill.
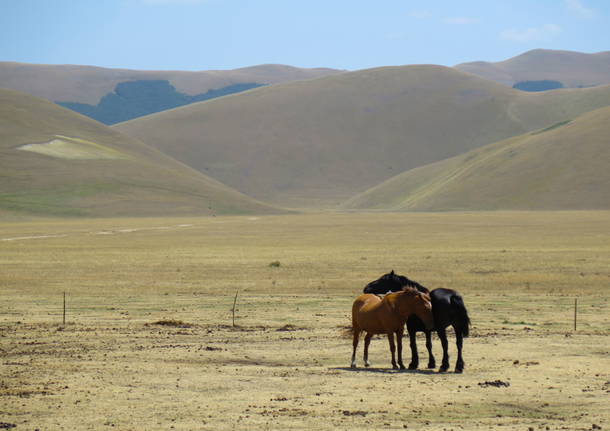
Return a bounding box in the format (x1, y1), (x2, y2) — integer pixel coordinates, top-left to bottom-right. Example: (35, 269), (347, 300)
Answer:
(0, 88), (281, 217)
(0, 61), (342, 104)
(56, 80), (265, 125)
(115, 64), (610, 208)
(0, 62), (342, 124)
(342, 106), (610, 211)
(455, 49), (610, 89)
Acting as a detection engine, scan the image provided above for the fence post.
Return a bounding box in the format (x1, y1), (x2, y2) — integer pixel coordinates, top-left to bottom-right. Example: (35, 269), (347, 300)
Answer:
(232, 290), (239, 327)
(63, 292), (66, 326)
(573, 298), (577, 331)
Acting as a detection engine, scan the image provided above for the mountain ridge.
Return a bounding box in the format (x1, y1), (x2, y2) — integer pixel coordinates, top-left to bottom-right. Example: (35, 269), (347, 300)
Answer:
(115, 64), (610, 208)
(455, 48), (610, 88)
(0, 61), (344, 105)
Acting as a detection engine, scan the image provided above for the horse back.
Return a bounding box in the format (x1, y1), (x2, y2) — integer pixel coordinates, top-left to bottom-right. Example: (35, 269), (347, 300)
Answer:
(352, 294), (382, 320)
(407, 288), (470, 335)
(430, 288), (457, 305)
(351, 294), (393, 334)
(353, 293), (381, 308)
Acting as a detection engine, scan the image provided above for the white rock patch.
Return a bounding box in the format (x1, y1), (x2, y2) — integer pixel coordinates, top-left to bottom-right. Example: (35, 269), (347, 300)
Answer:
(17, 135), (129, 160)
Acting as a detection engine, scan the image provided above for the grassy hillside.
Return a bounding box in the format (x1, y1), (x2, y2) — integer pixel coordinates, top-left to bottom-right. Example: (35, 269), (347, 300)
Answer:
(0, 62), (342, 105)
(57, 80), (264, 125)
(115, 65), (610, 208)
(0, 89), (281, 217)
(343, 106), (610, 211)
(455, 49), (610, 88)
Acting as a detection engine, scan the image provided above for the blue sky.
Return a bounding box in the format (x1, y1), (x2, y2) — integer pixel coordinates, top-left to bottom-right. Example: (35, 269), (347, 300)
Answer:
(1, 0), (608, 71)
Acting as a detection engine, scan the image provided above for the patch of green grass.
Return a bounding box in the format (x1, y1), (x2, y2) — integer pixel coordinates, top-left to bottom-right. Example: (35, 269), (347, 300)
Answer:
(0, 193), (87, 216)
(0, 184), (122, 216)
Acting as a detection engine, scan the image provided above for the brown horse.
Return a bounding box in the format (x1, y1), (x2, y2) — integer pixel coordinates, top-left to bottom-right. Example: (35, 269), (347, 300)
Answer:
(350, 287), (434, 370)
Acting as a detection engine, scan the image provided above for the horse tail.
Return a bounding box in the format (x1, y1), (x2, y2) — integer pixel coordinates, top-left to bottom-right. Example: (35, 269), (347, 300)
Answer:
(451, 294), (471, 338)
(341, 324), (360, 339)
(341, 310), (360, 339)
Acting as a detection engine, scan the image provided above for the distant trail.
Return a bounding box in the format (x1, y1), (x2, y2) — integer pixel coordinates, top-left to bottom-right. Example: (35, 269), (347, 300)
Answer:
(92, 224), (194, 236)
(1, 224), (194, 242)
(1, 234), (68, 242)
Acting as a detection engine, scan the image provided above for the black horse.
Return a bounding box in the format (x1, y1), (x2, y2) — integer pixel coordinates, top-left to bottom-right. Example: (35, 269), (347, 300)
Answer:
(363, 270), (470, 373)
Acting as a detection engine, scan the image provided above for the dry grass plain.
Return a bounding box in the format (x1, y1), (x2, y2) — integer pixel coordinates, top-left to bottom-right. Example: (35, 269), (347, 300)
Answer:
(1, 212), (609, 430)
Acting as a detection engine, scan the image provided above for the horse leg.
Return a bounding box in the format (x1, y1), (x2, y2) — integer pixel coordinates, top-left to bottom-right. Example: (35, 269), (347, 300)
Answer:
(425, 330), (436, 369)
(363, 333), (373, 367)
(351, 329), (360, 368)
(407, 325), (419, 370)
(438, 328), (450, 373)
(387, 333), (398, 369)
(396, 328), (406, 370)
(454, 325), (464, 373)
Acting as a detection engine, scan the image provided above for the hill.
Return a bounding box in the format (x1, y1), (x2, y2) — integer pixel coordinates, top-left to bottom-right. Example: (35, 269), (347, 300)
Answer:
(0, 62), (342, 124)
(342, 106), (610, 211)
(0, 61), (342, 105)
(0, 89), (281, 217)
(455, 49), (610, 89)
(56, 80), (264, 125)
(115, 65), (610, 208)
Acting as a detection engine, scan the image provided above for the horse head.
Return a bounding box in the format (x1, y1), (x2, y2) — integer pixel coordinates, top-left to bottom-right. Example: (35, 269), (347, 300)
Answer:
(397, 288), (434, 330)
(363, 270), (429, 295)
(363, 270), (406, 294)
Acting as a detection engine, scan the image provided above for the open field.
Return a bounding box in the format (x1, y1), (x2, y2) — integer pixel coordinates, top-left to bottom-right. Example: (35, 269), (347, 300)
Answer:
(1, 212), (609, 430)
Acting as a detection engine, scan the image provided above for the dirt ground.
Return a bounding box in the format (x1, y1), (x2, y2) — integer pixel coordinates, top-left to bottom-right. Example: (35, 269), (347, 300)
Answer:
(1, 212), (609, 430)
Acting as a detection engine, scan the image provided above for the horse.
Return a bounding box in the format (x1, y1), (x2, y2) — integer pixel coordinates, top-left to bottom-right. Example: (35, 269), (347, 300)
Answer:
(350, 287), (434, 370)
(363, 270), (471, 373)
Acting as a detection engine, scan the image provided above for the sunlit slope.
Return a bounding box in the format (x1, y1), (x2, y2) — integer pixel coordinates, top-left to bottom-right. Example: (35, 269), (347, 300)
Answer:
(456, 49), (610, 88)
(343, 106), (610, 211)
(116, 65), (610, 207)
(0, 89), (280, 216)
(0, 62), (342, 105)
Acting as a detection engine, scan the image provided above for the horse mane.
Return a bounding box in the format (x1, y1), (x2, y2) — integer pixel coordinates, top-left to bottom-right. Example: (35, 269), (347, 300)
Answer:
(400, 276), (429, 294)
(386, 287), (430, 316)
(400, 286), (431, 301)
(398, 286), (419, 296)
(393, 286), (430, 303)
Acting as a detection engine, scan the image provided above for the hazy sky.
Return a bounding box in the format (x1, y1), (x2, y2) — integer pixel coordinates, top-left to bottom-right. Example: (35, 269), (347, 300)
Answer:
(1, 0), (608, 71)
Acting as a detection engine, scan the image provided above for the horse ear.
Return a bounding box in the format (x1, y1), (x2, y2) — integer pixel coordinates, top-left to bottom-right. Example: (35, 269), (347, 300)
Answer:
(390, 269), (395, 275)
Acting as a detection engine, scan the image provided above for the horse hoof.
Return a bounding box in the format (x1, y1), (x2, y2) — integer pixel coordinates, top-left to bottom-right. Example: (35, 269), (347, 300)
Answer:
(455, 368), (463, 374)
(427, 362), (436, 369)
(439, 367), (449, 373)
(364, 363), (370, 368)
(399, 364), (406, 370)
(408, 362), (418, 370)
